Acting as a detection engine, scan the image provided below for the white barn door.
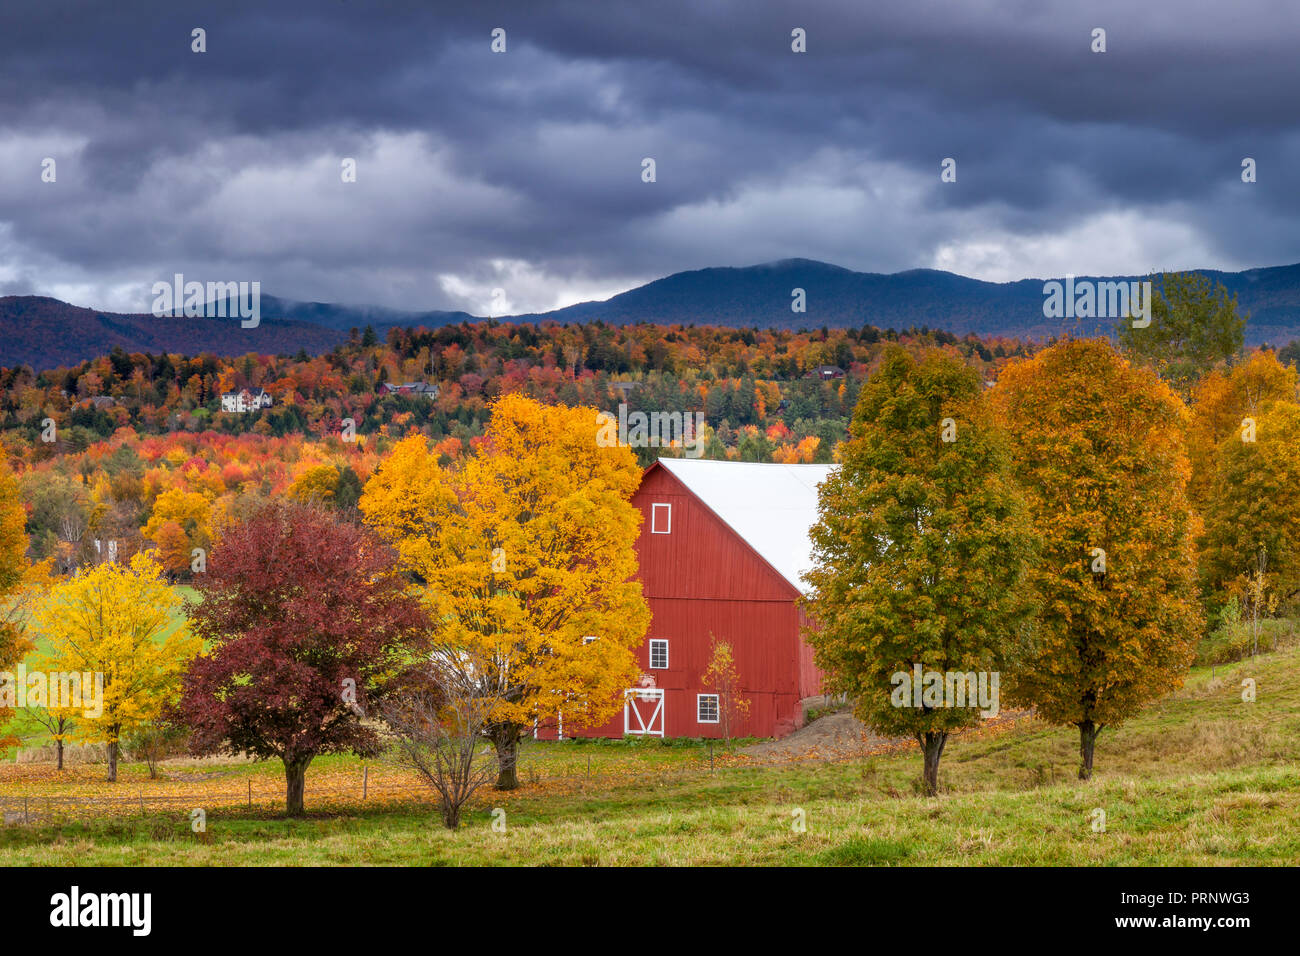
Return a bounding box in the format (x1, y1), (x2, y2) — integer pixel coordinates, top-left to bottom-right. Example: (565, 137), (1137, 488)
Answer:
(624, 688), (665, 737)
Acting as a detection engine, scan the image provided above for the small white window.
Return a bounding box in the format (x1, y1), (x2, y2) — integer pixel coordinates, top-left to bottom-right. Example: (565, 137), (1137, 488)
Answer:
(697, 694), (720, 723)
(649, 639), (669, 669)
(651, 502), (672, 534)
(582, 635), (597, 645)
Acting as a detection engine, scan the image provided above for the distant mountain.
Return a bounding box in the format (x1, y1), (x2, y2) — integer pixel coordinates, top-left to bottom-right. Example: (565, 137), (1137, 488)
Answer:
(0, 294), (476, 369)
(246, 294), (472, 333)
(0, 297), (350, 370)
(511, 258), (1300, 347)
(7, 259), (1300, 369)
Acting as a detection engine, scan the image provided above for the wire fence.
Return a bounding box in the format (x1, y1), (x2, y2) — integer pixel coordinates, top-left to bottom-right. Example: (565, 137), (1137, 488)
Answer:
(0, 779), (438, 826)
(0, 740), (915, 827)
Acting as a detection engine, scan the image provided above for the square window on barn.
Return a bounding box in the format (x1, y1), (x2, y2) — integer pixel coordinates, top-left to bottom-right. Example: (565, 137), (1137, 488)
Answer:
(651, 502), (672, 534)
(649, 639), (669, 669)
(697, 694), (720, 724)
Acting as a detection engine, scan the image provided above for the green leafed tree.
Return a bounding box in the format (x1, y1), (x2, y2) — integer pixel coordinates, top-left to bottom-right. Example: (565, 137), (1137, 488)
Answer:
(1117, 271), (1246, 396)
(802, 347), (1038, 796)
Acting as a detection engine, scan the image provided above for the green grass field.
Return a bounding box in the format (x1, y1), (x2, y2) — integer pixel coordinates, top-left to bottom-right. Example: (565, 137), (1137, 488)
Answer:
(1, 639), (1297, 866)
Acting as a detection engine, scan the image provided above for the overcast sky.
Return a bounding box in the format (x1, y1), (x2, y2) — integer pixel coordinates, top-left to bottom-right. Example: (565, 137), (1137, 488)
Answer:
(1, 0), (1298, 316)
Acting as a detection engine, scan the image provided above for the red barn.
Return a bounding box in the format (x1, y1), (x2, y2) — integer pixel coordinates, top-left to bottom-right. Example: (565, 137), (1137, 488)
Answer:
(565, 458), (835, 740)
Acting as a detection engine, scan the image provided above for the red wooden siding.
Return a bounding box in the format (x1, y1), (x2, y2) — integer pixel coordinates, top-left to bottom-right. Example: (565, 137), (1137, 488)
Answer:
(635, 466), (795, 603)
(796, 605), (824, 700)
(546, 461), (825, 741)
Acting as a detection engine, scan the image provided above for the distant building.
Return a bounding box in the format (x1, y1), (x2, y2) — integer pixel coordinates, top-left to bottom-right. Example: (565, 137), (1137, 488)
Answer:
(379, 381), (439, 398)
(220, 388), (273, 412)
(807, 365), (846, 381)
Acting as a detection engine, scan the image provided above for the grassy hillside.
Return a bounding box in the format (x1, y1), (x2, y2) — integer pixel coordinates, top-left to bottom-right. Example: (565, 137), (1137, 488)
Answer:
(1, 640), (1296, 865)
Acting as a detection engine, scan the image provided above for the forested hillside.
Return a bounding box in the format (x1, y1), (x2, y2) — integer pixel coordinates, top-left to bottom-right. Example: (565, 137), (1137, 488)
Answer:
(2, 320), (1029, 455)
(0, 320), (1028, 579)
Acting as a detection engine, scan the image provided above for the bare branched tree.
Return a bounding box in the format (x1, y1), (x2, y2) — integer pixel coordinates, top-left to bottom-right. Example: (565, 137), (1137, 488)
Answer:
(381, 655), (500, 830)
(27, 709), (73, 770)
(123, 719), (189, 779)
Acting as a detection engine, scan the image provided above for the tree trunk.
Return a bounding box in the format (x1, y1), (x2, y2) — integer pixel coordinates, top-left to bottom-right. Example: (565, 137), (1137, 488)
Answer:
(919, 731), (948, 797)
(441, 800), (461, 830)
(491, 726), (520, 791)
(56, 738), (64, 771)
(284, 755), (313, 815)
(1078, 720), (1101, 780)
(106, 739), (118, 782)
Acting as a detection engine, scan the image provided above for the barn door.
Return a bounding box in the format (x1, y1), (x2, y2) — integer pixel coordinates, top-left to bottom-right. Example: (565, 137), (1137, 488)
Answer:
(624, 688), (665, 737)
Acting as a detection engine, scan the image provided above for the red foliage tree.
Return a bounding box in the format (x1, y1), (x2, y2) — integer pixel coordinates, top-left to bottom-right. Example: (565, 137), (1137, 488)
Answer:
(178, 501), (427, 814)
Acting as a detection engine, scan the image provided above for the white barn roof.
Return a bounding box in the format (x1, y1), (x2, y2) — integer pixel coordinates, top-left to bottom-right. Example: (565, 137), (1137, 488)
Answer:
(657, 458), (836, 593)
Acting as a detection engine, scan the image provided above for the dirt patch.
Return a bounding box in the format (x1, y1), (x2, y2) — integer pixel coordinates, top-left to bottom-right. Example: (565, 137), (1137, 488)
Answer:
(741, 709), (898, 761)
(741, 707), (1033, 762)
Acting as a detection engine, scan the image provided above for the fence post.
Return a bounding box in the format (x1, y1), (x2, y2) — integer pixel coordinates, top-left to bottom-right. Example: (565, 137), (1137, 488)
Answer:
(709, 741), (714, 773)
(23, 796), (28, 824)
(586, 755), (590, 779)
(139, 793), (145, 816)
(362, 765), (368, 801)
(248, 779), (252, 809)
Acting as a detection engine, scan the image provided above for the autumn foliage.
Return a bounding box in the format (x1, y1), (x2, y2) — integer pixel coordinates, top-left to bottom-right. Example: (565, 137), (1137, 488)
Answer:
(361, 392), (650, 789)
(804, 347), (1037, 794)
(32, 554), (200, 781)
(991, 339), (1203, 779)
(178, 501), (427, 814)
(0, 460), (32, 683)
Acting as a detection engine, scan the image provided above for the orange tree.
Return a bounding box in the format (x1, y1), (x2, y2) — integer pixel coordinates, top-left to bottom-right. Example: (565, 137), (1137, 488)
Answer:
(360, 393), (650, 789)
(0, 459), (34, 738)
(1186, 349), (1298, 512)
(1198, 401), (1300, 610)
(991, 338), (1203, 779)
(803, 347), (1037, 796)
(151, 520), (192, 580)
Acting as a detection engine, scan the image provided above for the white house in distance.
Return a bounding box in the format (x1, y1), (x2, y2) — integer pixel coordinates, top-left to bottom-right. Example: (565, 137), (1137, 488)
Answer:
(220, 387), (273, 412)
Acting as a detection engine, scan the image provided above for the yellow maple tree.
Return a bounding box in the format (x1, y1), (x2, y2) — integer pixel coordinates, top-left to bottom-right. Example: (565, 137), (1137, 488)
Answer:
(360, 392), (650, 789)
(702, 635), (751, 749)
(288, 463), (339, 503)
(144, 487), (211, 539)
(31, 553), (202, 781)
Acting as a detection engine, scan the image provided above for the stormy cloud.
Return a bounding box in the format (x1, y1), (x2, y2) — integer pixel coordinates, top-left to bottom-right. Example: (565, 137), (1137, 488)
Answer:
(1, 0), (1297, 315)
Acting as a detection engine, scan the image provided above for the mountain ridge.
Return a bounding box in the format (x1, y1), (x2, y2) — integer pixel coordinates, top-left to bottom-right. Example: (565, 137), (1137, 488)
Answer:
(6, 259), (1300, 370)
(507, 258), (1300, 344)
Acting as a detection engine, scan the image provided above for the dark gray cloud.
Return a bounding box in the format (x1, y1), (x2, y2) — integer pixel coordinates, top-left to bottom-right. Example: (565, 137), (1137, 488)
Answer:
(1, 0), (1297, 315)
